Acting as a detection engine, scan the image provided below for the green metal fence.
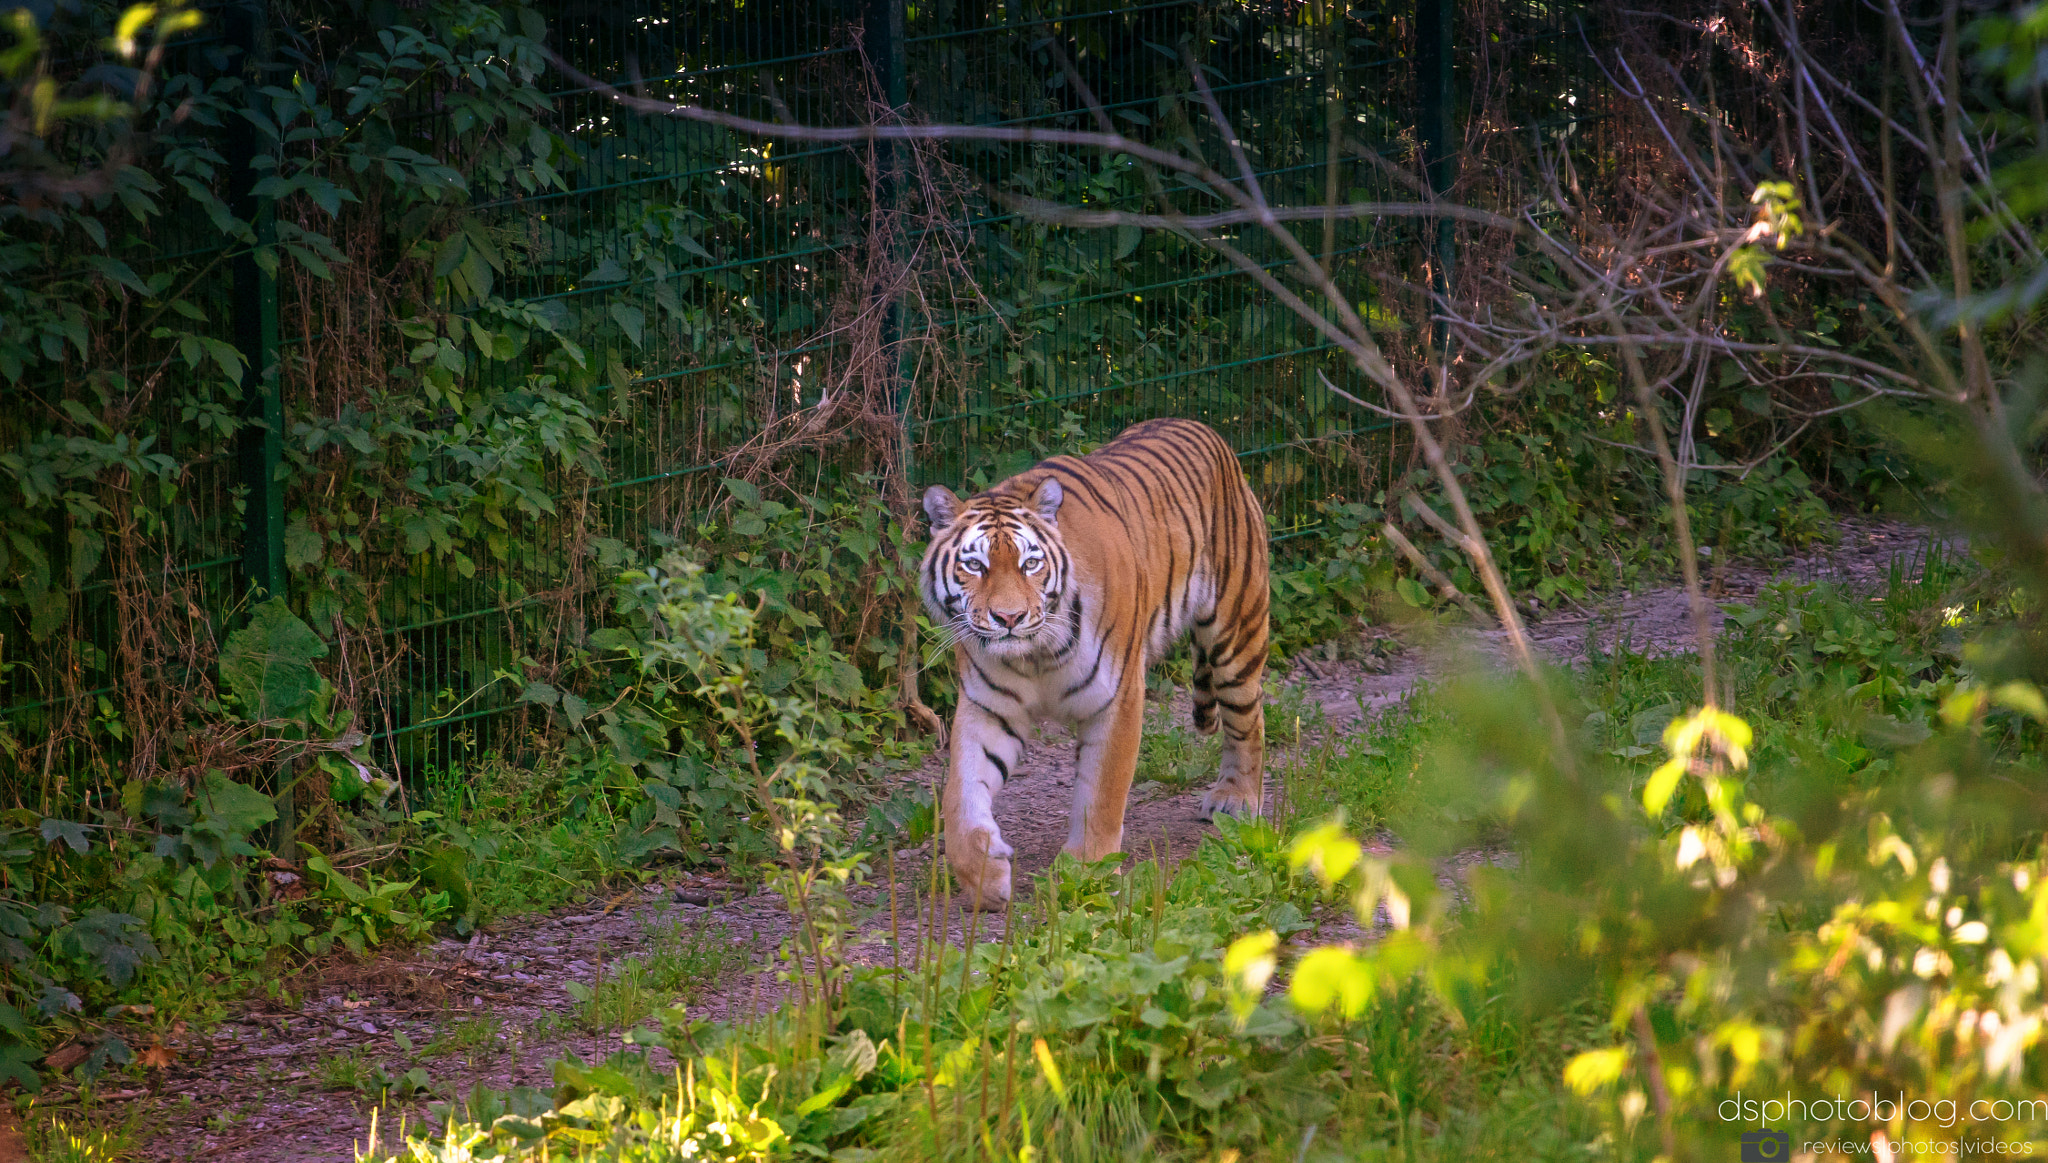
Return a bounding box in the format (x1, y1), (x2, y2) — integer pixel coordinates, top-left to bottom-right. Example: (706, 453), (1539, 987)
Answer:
(2, 0), (1590, 782)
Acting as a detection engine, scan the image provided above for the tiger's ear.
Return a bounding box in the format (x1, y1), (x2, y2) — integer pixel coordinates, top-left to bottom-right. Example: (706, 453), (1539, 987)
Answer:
(923, 485), (962, 530)
(1031, 477), (1064, 523)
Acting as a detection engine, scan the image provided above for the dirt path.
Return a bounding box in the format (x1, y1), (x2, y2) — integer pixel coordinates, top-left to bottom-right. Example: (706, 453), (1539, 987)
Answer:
(80, 518), (1942, 1162)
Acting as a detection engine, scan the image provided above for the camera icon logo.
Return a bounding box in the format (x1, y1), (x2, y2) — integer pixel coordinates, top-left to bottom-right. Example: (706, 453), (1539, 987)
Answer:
(1740, 1129), (1792, 1162)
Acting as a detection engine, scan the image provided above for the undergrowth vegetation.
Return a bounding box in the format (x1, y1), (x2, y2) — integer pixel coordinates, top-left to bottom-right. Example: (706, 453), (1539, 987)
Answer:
(361, 823), (1615, 1163)
(0, 0), (1902, 1107)
(353, 520), (2045, 1163)
(5, 0), (2048, 1157)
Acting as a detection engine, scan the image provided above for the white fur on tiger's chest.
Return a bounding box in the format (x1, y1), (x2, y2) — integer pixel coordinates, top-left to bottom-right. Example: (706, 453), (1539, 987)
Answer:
(960, 566), (1210, 728)
(957, 579), (1119, 727)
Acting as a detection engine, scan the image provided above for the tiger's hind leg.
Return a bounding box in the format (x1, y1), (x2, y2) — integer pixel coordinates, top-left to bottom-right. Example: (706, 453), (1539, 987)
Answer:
(1192, 581), (1269, 820)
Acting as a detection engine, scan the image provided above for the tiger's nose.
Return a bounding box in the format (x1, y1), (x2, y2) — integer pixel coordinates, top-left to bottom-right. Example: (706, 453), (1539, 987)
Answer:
(989, 607), (1028, 630)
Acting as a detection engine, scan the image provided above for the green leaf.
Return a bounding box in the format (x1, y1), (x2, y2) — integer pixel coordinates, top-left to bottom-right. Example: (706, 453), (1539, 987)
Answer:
(1726, 245), (1770, 298)
(560, 691), (591, 727)
(218, 599), (329, 721)
(1564, 1046), (1629, 1095)
(0, 1044), (39, 1093)
(1289, 947), (1372, 1017)
(86, 255), (151, 297)
(1641, 757), (1686, 816)
(795, 1075), (853, 1116)
(284, 518), (323, 570)
(610, 303), (646, 348)
(1114, 225), (1143, 260)
(196, 770), (278, 842)
(66, 528), (103, 588)
(304, 855), (367, 904)
(39, 818), (90, 854)
(58, 912), (157, 987)
(432, 233), (469, 280)
(458, 246), (495, 300)
(461, 217), (504, 271)
(1394, 576), (1430, 608)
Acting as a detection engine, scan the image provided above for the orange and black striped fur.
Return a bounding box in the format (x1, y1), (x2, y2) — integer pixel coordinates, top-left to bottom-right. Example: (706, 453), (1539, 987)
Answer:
(918, 418), (1270, 909)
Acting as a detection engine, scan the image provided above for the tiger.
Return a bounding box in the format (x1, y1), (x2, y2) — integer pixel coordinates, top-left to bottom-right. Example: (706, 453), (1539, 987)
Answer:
(918, 417), (1271, 910)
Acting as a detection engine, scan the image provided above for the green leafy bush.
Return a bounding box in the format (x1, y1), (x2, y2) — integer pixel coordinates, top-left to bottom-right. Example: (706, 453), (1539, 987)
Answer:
(1269, 556), (2048, 1159)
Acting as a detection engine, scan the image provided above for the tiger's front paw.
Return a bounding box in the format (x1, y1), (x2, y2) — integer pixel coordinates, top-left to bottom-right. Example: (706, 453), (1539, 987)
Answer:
(948, 828), (1014, 911)
(1200, 782), (1264, 820)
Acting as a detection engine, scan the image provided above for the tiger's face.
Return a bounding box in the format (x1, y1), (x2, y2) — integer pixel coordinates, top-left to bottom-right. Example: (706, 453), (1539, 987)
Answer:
(919, 478), (1068, 658)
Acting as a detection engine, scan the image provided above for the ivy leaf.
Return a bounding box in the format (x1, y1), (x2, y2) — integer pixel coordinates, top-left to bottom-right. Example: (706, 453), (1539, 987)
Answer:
(39, 818), (90, 854)
(518, 680), (559, 707)
(218, 599), (328, 720)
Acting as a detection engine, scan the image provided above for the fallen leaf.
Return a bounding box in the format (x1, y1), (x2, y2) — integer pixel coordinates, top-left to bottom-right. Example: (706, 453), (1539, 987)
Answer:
(138, 1040), (177, 1069)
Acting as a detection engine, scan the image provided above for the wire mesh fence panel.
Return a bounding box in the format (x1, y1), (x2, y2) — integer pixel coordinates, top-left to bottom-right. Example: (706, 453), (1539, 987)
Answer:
(1, 2), (270, 785)
(3, 0), (1594, 784)
(896, 0), (1419, 540)
(347, 0), (1449, 774)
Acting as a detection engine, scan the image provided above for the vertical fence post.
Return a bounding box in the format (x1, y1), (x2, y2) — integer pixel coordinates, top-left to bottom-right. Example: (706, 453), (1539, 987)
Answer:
(227, 0), (291, 844)
(864, 0), (913, 485)
(228, 0), (283, 603)
(1415, 0), (1455, 354)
